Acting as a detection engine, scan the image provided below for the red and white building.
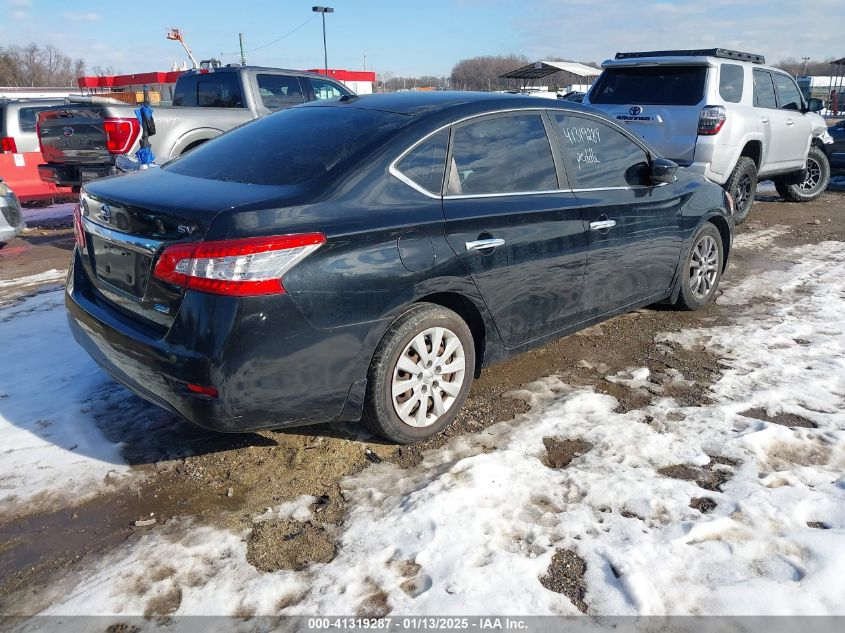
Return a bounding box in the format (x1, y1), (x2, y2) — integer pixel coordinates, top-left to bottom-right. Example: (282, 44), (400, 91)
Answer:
(308, 69), (376, 95)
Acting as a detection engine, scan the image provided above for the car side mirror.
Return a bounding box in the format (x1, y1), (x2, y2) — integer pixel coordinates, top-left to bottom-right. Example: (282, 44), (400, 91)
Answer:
(806, 98), (824, 113)
(651, 157), (678, 185)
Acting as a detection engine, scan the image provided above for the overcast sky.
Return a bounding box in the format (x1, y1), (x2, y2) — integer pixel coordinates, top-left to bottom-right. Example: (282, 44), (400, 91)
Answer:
(2, 0), (843, 77)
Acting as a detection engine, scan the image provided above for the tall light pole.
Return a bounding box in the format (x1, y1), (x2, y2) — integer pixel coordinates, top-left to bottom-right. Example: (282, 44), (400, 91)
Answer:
(801, 56), (810, 76)
(312, 6), (334, 76)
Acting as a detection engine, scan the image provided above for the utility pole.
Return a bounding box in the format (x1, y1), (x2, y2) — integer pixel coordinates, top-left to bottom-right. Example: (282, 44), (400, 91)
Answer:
(239, 33), (246, 66)
(312, 6), (334, 75)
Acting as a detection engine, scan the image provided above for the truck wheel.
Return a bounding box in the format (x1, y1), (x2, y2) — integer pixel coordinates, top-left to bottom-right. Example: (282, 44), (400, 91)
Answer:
(724, 157), (757, 225)
(363, 303), (475, 444)
(674, 223), (724, 311)
(774, 145), (830, 202)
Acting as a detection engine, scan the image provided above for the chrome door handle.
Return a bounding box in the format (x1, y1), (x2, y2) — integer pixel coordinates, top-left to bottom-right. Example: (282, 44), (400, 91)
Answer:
(465, 238), (505, 251)
(786, 119), (795, 126)
(589, 220), (617, 230)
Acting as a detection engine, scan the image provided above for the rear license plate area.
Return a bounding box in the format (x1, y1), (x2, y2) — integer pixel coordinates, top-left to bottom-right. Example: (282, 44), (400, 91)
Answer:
(91, 235), (152, 298)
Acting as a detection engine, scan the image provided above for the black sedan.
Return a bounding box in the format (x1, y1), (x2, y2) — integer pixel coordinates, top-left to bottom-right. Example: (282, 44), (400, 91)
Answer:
(67, 92), (734, 443)
(825, 119), (845, 168)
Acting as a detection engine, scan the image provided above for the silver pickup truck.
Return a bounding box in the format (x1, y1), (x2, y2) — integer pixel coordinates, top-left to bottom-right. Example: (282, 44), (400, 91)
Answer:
(37, 65), (353, 188)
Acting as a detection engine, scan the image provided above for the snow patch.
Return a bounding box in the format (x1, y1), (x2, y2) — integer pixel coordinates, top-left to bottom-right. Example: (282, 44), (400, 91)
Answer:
(0, 291), (133, 518)
(14, 242), (845, 617)
(0, 269), (66, 289)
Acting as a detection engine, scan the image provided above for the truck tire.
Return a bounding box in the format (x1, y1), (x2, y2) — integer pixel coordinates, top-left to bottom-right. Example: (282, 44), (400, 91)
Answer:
(773, 145), (830, 203)
(723, 157), (757, 225)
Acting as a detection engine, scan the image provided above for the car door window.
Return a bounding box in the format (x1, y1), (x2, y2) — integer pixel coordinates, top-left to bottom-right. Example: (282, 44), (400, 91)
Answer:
(257, 74), (305, 110)
(448, 114), (558, 195)
(309, 78), (349, 100)
(550, 114), (650, 189)
(772, 73), (803, 111)
(394, 130), (449, 195)
(753, 70), (777, 109)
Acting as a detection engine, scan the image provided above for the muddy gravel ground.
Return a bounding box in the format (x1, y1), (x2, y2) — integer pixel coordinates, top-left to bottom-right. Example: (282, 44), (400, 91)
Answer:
(0, 186), (843, 611)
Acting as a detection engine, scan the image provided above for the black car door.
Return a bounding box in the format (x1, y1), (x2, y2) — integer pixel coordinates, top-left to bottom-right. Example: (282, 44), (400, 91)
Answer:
(547, 112), (684, 317)
(442, 111), (586, 348)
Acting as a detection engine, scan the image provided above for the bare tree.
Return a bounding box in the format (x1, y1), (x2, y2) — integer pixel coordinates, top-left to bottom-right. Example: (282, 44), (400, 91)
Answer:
(92, 65), (121, 77)
(0, 43), (86, 87)
(773, 57), (838, 77)
(450, 55), (529, 92)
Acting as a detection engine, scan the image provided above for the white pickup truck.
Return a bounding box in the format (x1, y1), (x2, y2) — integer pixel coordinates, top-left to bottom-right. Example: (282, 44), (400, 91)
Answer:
(37, 65), (353, 189)
(584, 48), (834, 223)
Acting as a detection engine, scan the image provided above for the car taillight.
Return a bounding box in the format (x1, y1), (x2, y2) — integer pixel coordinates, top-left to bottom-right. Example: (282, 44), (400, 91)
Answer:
(1, 137), (17, 153)
(103, 117), (140, 154)
(153, 233), (326, 297)
(698, 105), (726, 136)
(72, 203), (86, 249)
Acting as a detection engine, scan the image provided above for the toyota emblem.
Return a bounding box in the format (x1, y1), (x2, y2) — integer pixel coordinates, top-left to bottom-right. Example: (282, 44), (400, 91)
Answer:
(629, 106), (642, 116)
(62, 126), (74, 137)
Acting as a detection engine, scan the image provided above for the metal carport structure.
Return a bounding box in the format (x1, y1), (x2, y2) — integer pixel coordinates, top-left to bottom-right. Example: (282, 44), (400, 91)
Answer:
(499, 60), (601, 90)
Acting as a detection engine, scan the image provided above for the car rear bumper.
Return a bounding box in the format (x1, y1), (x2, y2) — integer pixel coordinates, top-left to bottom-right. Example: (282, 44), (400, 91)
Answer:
(39, 163), (116, 188)
(65, 248), (375, 432)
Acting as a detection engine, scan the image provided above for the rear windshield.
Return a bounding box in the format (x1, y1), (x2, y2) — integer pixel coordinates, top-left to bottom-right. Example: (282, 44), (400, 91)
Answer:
(590, 66), (707, 106)
(173, 73), (245, 108)
(19, 107), (50, 133)
(164, 106), (408, 186)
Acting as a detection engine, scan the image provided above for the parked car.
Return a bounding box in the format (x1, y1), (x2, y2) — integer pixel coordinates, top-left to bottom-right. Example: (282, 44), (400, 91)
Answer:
(0, 178), (25, 245)
(66, 92), (733, 443)
(0, 98), (66, 154)
(823, 119), (845, 168)
(583, 48), (833, 223)
(37, 66), (353, 189)
(561, 91), (586, 103)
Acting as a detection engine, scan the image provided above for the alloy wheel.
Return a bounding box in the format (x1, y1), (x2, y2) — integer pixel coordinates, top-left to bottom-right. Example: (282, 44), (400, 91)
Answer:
(689, 234), (719, 299)
(734, 174), (752, 212)
(391, 326), (466, 428)
(798, 157), (822, 191)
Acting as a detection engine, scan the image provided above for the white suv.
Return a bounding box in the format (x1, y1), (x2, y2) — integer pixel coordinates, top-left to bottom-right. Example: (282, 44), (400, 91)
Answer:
(584, 48), (832, 223)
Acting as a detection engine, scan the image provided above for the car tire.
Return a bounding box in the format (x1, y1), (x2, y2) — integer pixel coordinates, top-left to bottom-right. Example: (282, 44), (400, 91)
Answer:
(363, 303), (475, 444)
(674, 223), (724, 311)
(724, 156), (757, 225)
(773, 145), (830, 202)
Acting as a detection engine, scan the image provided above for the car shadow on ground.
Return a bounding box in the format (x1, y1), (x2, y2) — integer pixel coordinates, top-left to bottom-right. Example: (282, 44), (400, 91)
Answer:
(86, 381), (370, 467)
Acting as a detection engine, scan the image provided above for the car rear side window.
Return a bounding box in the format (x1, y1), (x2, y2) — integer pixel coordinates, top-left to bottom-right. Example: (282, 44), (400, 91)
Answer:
(257, 74), (305, 110)
(772, 73), (803, 110)
(448, 114), (557, 195)
(753, 70), (777, 109)
(309, 78), (350, 100)
(164, 106), (406, 186)
(719, 64), (744, 103)
(551, 114), (650, 189)
(590, 66), (707, 106)
(395, 130), (448, 195)
(173, 73), (245, 108)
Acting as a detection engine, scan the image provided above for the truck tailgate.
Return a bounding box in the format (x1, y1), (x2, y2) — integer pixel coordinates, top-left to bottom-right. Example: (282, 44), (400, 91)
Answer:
(38, 106), (112, 165)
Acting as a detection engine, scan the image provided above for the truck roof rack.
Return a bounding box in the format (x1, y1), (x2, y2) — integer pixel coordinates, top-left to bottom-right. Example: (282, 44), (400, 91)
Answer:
(614, 49), (765, 64)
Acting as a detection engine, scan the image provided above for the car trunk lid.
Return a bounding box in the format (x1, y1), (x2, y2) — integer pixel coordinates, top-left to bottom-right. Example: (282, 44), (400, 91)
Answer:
(78, 168), (299, 330)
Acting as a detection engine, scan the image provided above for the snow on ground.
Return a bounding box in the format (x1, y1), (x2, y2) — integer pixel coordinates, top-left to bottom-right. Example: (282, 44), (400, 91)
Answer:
(732, 224), (790, 251)
(21, 202), (75, 224)
(21, 240), (844, 617)
(0, 269), (66, 289)
(0, 291), (135, 519)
